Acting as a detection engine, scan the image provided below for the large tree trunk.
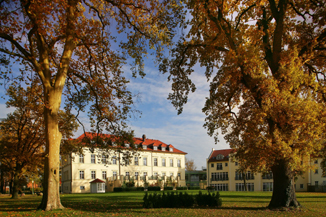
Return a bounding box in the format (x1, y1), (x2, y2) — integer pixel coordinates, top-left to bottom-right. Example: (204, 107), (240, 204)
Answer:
(11, 172), (19, 199)
(38, 88), (64, 211)
(268, 159), (300, 209)
(0, 168), (4, 194)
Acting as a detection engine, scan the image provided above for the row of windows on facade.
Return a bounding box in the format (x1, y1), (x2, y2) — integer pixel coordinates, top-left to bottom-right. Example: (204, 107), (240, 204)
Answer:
(211, 159), (321, 170)
(211, 171), (273, 181)
(78, 170), (181, 180)
(79, 154), (181, 167)
(210, 182), (273, 192)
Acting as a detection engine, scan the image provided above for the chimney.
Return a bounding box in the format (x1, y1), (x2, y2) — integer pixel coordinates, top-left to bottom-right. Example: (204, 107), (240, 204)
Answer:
(142, 134), (146, 141)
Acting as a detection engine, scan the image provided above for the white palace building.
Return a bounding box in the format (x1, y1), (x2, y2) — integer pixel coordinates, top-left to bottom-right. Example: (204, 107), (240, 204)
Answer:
(61, 133), (187, 193)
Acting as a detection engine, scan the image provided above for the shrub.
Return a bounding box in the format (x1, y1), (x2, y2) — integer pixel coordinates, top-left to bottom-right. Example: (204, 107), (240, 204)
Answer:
(114, 187), (123, 192)
(188, 186), (200, 190)
(164, 186), (173, 191)
(195, 191), (222, 207)
(147, 186), (161, 191)
(136, 187), (144, 191)
(176, 186), (187, 190)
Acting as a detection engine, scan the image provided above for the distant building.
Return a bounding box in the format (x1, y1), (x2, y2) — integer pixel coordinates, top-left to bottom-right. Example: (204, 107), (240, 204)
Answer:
(61, 133), (187, 193)
(185, 169), (207, 188)
(207, 148), (326, 192)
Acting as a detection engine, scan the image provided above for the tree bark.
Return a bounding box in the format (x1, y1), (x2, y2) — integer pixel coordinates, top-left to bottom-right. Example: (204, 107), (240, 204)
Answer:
(11, 172), (19, 199)
(268, 159), (300, 209)
(38, 88), (64, 211)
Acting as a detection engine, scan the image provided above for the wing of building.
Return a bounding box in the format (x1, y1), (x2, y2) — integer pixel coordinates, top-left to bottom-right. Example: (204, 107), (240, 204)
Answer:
(207, 148), (326, 192)
(61, 133), (187, 193)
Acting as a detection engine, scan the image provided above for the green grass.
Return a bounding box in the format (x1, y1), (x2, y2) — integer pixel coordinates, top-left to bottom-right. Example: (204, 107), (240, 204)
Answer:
(0, 191), (325, 216)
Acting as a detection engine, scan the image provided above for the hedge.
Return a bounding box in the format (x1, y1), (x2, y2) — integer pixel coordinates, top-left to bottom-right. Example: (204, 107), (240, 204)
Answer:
(176, 186), (187, 190)
(147, 186), (161, 191)
(114, 187), (145, 192)
(188, 186), (200, 190)
(143, 191), (222, 208)
(164, 187), (173, 191)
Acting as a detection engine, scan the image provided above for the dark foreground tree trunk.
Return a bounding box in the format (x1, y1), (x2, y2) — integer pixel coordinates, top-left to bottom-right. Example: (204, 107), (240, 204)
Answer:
(269, 159), (300, 209)
(11, 172), (19, 199)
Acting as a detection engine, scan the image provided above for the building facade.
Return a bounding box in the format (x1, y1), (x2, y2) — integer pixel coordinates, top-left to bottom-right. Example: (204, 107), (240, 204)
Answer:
(207, 149), (326, 192)
(61, 133), (187, 193)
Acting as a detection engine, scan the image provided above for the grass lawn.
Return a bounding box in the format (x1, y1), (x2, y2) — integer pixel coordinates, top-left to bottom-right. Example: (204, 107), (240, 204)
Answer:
(0, 191), (325, 216)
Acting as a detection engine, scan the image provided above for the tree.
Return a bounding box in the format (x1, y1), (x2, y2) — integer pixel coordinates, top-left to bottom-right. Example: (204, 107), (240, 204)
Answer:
(185, 158), (197, 171)
(0, 84), (45, 199)
(161, 0), (326, 209)
(0, 0), (183, 210)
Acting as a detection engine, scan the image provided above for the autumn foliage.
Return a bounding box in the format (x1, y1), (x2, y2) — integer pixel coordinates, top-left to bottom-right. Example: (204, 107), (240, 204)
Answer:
(161, 0), (326, 209)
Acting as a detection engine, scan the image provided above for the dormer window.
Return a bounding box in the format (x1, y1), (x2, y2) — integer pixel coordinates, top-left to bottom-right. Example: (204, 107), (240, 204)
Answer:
(162, 147), (166, 151)
(170, 148), (173, 152)
(216, 154), (224, 160)
(154, 146), (158, 151)
(112, 143), (117, 147)
(125, 144), (130, 148)
(143, 145), (147, 150)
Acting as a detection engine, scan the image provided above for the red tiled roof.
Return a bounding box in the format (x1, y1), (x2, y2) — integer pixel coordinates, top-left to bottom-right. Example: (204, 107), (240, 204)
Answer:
(76, 132), (187, 155)
(90, 178), (105, 183)
(208, 149), (234, 162)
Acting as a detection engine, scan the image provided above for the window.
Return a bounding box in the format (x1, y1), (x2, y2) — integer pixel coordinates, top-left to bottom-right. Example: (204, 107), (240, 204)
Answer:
(154, 146), (158, 151)
(315, 169), (318, 174)
(98, 183), (105, 192)
(162, 159), (166, 167)
(113, 171), (117, 178)
(178, 173), (181, 178)
(236, 183), (254, 191)
(225, 163), (228, 167)
(80, 171), (84, 179)
(125, 144), (130, 148)
(162, 172), (166, 176)
(91, 171), (96, 179)
(216, 163), (223, 170)
(134, 157), (139, 165)
(162, 147), (166, 151)
(314, 159), (318, 164)
(154, 172), (158, 178)
(235, 171), (254, 180)
(315, 181), (318, 186)
(170, 173), (173, 177)
(102, 171), (107, 179)
(126, 172), (130, 177)
(262, 171), (273, 179)
(170, 159), (173, 167)
(300, 184), (304, 189)
(216, 154), (224, 160)
(235, 162), (238, 166)
(91, 154), (96, 164)
(79, 154), (84, 163)
(211, 163), (214, 168)
(263, 182), (273, 191)
(112, 156), (117, 165)
(80, 186), (85, 190)
(154, 158), (158, 166)
(143, 145), (147, 150)
(177, 160), (181, 168)
(211, 183), (228, 191)
(143, 157), (147, 166)
(143, 172), (147, 178)
(102, 155), (107, 164)
(170, 148), (173, 152)
(211, 172), (229, 181)
(135, 172), (139, 179)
